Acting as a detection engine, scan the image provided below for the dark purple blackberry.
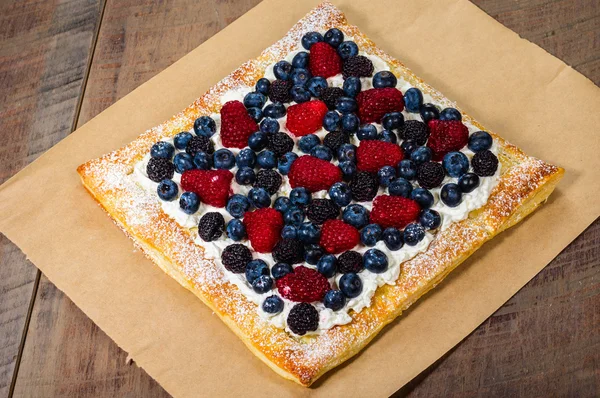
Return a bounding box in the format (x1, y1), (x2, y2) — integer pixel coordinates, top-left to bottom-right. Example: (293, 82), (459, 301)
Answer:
(342, 55), (374, 79)
(400, 120), (429, 145)
(146, 157), (175, 182)
(472, 150), (499, 176)
(272, 238), (305, 264)
(268, 79), (292, 103)
(337, 251), (363, 273)
(323, 131), (350, 153)
(198, 212), (224, 242)
(306, 199), (340, 224)
(221, 244), (252, 273)
(417, 161), (445, 189)
(267, 132), (294, 157)
(349, 171), (378, 202)
(254, 169), (282, 195)
(185, 135), (214, 156)
(319, 87), (344, 110)
(287, 303), (319, 335)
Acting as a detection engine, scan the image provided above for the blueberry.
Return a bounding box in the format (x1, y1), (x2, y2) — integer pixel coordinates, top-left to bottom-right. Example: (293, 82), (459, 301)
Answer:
(379, 129), (398, 143)
(284, 206), (305, 226)
(235, 148), (256, 168)
(301, 31), (323, 50)
(248, 187), (271, 208)
(440, 183), (462, 207)
(397, 159), (417, 180)
(419, 209), (441, 230)
(382, 112), (404, 130)
(338, 160), (356, 180)
(336, 96), (357, 114)
(151, 141), (175, 159)
(157, 179), (178, 201)
(226, 194), (250, 218)
(442, 151), (469, 178)
(274, 196), (291, 213)
(404, 88), (423, 113)
(328, 182), (352, 207)
(235, 167), (256, 185)
(244, 92), (267, 108)
(323, 111), (341, 132)
(273, 60), (293, 80)
(255, 78), (270, 95)
(341, 113), (360, 133)
(343, 204), (369, 229)
(410, 188), (434, 209)
(194, 116), (216, 137)
(193, 151), (212, 170)
(357, 124), (378, 141)
(373, 71), (397, 88)
(361, 223), (382, 247)
(173, 132), (193, 150)
(278, 152), (298, 175)
(439, 107), (462, 121)
(290, 187), (311, 206)
(310, 145), (333, 161)
(298, 222), (320, 244)
(271, 263), (293, 279)
(179, 192), (200, 214)
(306, 77), (328, 97)
(281, 225), (298, 239)
(317, 254), (337, 278)
(290, 85), (311, 103)
(324, 28), (344, 48)
(339, 273), (362, 298)
(245, 259), (269, 284)
(388, 178), (413, 198)
(292, 51), (309, 69)
(468, 131), (493, 152)
(257, 150), (277, 169)
(173, 153), (194, 173)
(403, 223), (425, 246)
(263, 102), (286, 119)
(458, 172), (480, 193)
(337, 143), (357, 162)
(213, 148), (235, 170)
(411, 146), (433, 165)
(363, 248), (388, 273)
(247, 107), (263, 122)
(420, 103), (440, 123)
(248, 131), (268, 151)
(259, 118), (279, 135)
(304, 244), (325, 265)
(262, 295), (283, 314)
(343, 76), (361, 97)
(298, 134), (320, 153)
(382, 228), (403, 251)
(378, 165), (396, 187)
(252, 275), (273, 294)
(401, 139), (418, 156)
(324, 290), (346, 311)
(337, 41), (358, 60)
(290, 68), (311, 86)
(226, 219), (246, 241)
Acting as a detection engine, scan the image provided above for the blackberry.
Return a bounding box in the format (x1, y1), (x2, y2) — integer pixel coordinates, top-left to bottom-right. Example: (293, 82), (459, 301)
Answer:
(342, 55), (374, 79)
(198, 212), (225, 242)
(272, 238), (305, 264)
(268, 79), (292, 103)
(350, 171), (378, 201)
(221, 244), (252, 273)
(319, 87), (344, 110)
(323, 131), (350, 154)
(146, 158), (175, 182)
(417, 161), (445, 189)
(254, 169), (282, 195)
(306, 199), (340, 224)
(337, 251), (363, 273)
(186, 135), (214, 156)
(400, 120), (429, 145)
(472, 150), (499, 176)
(287, 303), (319, 336)
(267, 132), (294, 157)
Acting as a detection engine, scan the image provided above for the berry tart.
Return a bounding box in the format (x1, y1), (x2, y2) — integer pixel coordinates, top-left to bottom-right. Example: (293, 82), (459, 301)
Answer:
(77, 1), (563, 387)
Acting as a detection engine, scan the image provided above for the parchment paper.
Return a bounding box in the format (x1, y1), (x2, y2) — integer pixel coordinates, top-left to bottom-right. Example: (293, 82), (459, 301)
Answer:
(1, 0), (599, 396)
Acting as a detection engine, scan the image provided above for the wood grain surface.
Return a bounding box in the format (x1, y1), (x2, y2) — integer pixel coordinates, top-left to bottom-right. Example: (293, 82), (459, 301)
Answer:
(1, 0), (599, 396)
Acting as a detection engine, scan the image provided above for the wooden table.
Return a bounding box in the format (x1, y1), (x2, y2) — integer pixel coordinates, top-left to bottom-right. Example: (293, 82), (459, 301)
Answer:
(1, 1), (598, 396)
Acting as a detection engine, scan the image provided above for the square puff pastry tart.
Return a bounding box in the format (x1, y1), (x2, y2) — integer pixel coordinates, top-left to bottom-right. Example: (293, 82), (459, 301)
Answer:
(78, 1), (563, 386)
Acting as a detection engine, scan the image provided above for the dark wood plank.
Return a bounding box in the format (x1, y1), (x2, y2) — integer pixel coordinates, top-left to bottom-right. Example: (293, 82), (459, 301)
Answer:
(0, 0), (103, 395)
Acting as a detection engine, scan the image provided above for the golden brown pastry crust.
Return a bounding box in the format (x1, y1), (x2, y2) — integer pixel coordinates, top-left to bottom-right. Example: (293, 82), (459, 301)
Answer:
(77, 1), (563, 386)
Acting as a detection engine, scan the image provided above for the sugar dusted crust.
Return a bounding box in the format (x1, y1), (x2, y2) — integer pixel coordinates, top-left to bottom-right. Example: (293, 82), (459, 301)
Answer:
(77, 1), (563, 387)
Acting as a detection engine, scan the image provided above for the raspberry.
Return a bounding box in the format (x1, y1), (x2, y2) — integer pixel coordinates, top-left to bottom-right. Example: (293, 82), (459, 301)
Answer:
(337, 251), (363, 274)
(185, 135), (214, 156)
(287, 303), (319, 335)
(306, 199), (340, 224)
(416, 161), (445, 189)
(308, 42), (342, 78)
(221, 244), (252, 273)
(254, 169), (282, 195)
(244, 208), (283, 253)
(288, 155), (342, 193)
(266, 132), (294, 157)
(356, 87), (404, 123)
(319, 219), (360, 254)
(342, 55), (374, 79)
(472, 150), (499, 176)
(319, 87), (344, 110)
(146, 157), (174, 182)
(400, 120), (429, 145)
(427, 120), (469, 160)
(276, 266), (330, 302)
(356, 140), (404, 173)
(286, 100), (328, 137)
(181, 169), (233, 207)
(198, 212), (224, 242)
(323, 131), (349, 153)
(349, 171), (378, 201)
(268, 79), (292, 103)
(370, 195), (421, 229)
(272, 238), (305, 264)
(220, 100), (259, 149)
